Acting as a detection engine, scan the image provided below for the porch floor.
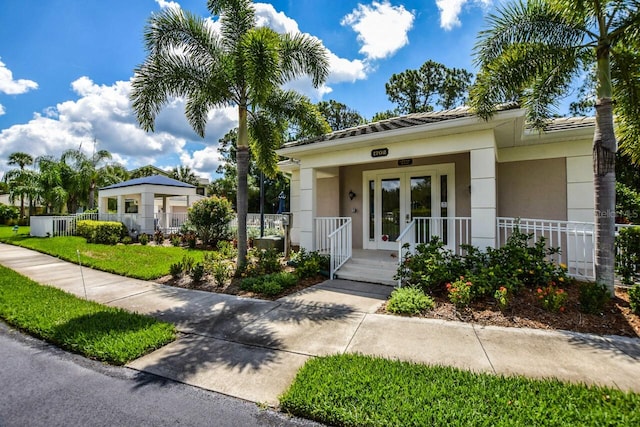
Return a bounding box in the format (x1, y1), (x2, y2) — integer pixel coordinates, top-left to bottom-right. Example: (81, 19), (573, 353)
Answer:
(351, 249), (399, 262)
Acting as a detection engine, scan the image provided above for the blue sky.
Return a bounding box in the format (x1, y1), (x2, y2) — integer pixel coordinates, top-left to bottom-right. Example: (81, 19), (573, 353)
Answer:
(0, 0), (499, 180)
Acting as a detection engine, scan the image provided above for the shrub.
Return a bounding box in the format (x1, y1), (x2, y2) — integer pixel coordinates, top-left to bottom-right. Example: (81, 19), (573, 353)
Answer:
(170, 234), (181, 247)
(216, 240), (237, 259)
(629, 284), (640, 314)
(76, 220), (127, 245)
(387, 287), (435, 315)
(396, 238), (459, 291)
(187, 196), (234, 246)
(153, 230), (164, 244)
(578, 282), (610, 314)
(0, 203), (19, 224)
(616, 182), (640, 223)
(139, 233), (149, 245)
(190, 263), (205, 283)
(240, 272), (298, 296)
(446, 277), (473, 309)
(180, 255), (195, 274)
(537, 283), (568, 313)
(212, 261), (232, 287)
(290, 249), (329, 278)
(616, 226), (640, 286)
(169, 262), (183, 279)
(246, 248), (282, 276)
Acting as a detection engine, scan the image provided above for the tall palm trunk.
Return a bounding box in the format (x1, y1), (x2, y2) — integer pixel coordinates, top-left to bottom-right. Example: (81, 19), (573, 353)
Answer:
(236, 105), (250, 268)
(593, 43), (616, 294)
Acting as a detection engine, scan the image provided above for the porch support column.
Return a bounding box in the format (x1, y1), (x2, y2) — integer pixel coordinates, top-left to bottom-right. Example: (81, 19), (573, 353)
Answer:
(289, 169), (301, 247)
(117, 195), (125, 219)
(299, 167), (316, 251)
(140, 191), (155, 235)
(98, 196), (106, 214)
(470, 147), (497, 249)
(566, 155), (594, 222)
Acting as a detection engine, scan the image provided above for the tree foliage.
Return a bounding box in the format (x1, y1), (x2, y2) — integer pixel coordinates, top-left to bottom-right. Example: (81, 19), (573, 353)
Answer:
(316, 100), (365, 131)
(130, 0), (329, 267)
(385, 60), (473, 114)
(187, 195), (235, 245)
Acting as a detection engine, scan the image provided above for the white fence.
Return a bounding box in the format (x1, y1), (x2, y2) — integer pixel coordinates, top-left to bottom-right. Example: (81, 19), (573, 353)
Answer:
(397, 217), (472, 260)
(497, 217), (596, 280)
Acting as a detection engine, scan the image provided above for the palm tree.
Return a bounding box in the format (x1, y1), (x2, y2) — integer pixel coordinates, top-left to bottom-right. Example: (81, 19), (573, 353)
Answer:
(5, 152), (34, 218)
(130, 0), (329, 267)
(61, 148), (115, 211)
(171, 165), (199, 186)
(470, 0), (640, 294)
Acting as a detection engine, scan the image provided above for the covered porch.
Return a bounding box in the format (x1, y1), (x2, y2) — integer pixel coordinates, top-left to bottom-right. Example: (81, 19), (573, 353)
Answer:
(275, 107), (597, 285)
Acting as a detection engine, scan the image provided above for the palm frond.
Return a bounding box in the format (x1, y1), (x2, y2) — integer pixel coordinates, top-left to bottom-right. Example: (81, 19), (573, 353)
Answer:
(208, 0), (256, 50)
(279, 32), (329, 88)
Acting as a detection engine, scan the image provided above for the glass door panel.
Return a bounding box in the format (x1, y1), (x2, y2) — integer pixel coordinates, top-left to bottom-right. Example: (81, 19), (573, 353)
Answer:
(411, 176), (432, 243)
(381, 178), (400, 242)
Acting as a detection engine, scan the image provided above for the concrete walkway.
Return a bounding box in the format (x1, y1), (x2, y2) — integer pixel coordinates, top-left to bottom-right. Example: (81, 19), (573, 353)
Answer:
(1, 243), (640, 407)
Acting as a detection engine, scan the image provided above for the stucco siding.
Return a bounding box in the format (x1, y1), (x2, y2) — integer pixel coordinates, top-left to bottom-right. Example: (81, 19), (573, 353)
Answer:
(497, 158), (567, 220)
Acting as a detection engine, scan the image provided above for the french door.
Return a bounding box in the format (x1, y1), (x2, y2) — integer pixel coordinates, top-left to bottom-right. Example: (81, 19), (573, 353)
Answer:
(363, 164), (454, 250)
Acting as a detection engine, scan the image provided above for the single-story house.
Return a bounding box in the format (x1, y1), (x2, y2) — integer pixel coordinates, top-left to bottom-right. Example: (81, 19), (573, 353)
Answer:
(275, 105), (596, 285)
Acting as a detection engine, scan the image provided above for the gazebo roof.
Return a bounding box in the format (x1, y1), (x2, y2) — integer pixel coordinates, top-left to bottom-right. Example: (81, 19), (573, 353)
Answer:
(100, 175), (195, 190)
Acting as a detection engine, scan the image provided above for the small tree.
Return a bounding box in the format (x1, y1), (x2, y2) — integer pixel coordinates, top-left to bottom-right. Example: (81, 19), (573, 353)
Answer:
(187, 196), (234, 246)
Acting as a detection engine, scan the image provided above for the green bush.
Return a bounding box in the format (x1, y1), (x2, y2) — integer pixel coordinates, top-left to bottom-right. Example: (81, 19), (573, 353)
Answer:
(246, 248), (282, 276)
(387, 286), (435, 315)
(290, 249), (329, 278)
(578, 282), (610, 314)
(212, 261), (232, 287)
(139, 233), (149, 245)
(616, 226), (640, 286)
(187, 196), (234, 246)
(0, 203), (19, 224)
(396, 238), (459, 291)
(190, 263), (205, 283)
(616, 182), (640, 223)
(240, 272), (298, 296)
(76, 220), (127, 245)
(169, 262), (182, 279)
(629, 284), (640, 314)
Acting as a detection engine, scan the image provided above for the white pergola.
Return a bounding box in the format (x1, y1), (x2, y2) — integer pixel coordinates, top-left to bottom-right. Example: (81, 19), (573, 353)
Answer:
(98, 175), (197, 234)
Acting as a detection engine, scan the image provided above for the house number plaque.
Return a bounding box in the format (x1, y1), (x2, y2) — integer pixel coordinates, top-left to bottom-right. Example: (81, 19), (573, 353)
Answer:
(371, 148), (389, 158)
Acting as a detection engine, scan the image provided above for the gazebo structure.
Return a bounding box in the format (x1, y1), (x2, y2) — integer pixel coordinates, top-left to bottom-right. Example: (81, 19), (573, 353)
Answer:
(98, 175), (198, 234)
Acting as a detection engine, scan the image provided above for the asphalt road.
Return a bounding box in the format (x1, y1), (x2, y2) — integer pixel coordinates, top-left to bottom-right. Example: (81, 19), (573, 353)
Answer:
(0, 323), (322, 427)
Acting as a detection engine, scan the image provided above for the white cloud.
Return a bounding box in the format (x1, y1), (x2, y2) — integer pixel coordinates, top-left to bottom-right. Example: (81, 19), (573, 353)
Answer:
(0, 104), (5, 116)
(0, 76), (237, 179)
(0, 58), (38, 95)
(155, 0), (181, 10)
(341, 1), (415, 61)
(436, 0), (493, 30)
(254, 3), (300, 34)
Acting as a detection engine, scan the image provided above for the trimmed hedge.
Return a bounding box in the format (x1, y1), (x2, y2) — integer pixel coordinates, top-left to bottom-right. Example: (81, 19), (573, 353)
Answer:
(76, 220), (127, 245)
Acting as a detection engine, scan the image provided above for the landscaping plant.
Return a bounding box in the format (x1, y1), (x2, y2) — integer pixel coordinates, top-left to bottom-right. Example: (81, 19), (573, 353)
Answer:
(387, 286), (435, 315)
(537, 283), (568, 313)
(629, 284), (640, 314)
(493, 286), (510, 311)
(616, 226), (640, 285)
(446, 277), (473, 309)
(578, 281), (610, 314)
(187, 196), (234, 246)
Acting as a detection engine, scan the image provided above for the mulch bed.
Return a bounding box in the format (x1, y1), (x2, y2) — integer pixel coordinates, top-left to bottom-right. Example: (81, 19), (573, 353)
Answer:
(378, 283), (640, 338)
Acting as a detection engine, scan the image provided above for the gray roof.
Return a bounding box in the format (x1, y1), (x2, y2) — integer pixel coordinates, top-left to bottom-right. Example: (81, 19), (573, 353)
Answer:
(282, 104), (594, 149)
(100, 175), (195, 190)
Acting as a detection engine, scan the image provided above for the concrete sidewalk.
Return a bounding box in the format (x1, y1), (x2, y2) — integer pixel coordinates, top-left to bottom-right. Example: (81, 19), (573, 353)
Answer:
(1, 243), (639, 407)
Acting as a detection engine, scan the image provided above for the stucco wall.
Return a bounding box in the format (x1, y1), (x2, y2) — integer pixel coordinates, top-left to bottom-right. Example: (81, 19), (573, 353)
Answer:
(497, 158), (567, 220)
(316, 176), (340, 217)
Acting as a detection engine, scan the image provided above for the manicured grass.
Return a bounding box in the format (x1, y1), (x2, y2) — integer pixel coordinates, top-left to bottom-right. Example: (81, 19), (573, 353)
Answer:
(0, 265), (176, 365)
(280, 353), (640, 427)
(0, 225), (203, 280)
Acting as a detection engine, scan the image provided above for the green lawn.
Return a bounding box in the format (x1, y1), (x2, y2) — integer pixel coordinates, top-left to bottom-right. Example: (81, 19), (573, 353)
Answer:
(0, 225), (204, 280)
(280, 353), (640, 427)
(0, 265), (176, 365)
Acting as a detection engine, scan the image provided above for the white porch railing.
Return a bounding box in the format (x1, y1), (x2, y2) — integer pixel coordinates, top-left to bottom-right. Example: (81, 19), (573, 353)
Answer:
(314, 217), (351, 253)
(397, 217), (472, 260)
(230, 213), (285, 236)
(497, 217), (596, 280)
(328, 218), (352, 279)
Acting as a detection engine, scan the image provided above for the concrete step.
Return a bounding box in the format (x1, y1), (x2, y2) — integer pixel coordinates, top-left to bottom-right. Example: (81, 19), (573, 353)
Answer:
(334, 260), (398, 286)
